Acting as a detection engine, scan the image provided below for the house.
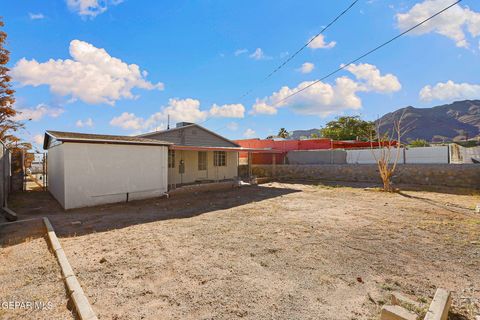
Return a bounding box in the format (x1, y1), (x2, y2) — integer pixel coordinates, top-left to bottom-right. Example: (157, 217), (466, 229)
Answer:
(43, 131), (172, 209)
(138, 122), (243, 188)
(43, 124), (276, 210)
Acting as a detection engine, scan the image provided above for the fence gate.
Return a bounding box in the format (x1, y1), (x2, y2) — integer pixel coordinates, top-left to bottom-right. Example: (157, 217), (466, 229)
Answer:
(24, 152), (47, 191)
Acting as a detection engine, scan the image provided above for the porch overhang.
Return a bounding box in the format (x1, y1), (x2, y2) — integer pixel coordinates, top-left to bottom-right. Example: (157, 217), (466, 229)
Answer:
(170, 145), (283, 153)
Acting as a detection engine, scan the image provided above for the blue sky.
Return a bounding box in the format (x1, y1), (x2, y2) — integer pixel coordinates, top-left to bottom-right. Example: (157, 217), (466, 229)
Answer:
(3, 0), (480, 149)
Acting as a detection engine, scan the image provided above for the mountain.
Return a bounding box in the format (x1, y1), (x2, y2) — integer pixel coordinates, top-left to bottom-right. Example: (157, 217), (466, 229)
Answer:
(288, 129), (321, 140)
(377, 100), (480, 142)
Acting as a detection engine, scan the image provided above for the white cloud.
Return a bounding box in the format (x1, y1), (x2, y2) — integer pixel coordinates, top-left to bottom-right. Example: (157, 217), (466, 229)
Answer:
(12, 40), (164, 106)
(419, 80), (480, 101)
(111, 99), (248, 131)
(29, 13), (45, 20)
(234, 48), (248, 56)
(307, 34), (336, 49)
(66, 0), (123, 18)
(13, 104), (64, 122)
(110, 112), (144, 130)
(344, 63), (401, 92)
(396, 0), (480, 48)
(250, 100), (278, 115)
(110, 98), (207, 131)
(33, 134), (44, 146)
(226, 122), (239, 131)
(243, 128), (256, 138)
(298, 62), (315, 74)
(251, 63), (401, 117)
(249, 48), (270, 60)
(209, 103), (245, 118)
(75, 118), (94, 128)
(150, 98), (207, 125)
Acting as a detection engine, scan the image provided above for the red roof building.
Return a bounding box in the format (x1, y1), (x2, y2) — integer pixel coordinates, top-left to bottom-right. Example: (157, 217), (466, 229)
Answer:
(234, 138), (396, 164)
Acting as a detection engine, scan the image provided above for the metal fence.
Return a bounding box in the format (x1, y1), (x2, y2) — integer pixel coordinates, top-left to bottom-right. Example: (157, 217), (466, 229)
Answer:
(0, 141), (11, 207)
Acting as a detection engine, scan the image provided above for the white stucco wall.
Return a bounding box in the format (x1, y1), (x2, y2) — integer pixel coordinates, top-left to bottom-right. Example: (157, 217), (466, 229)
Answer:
(168, 150), (238, 185)
(346, 148), (405, 164)
(346, 146), (449, 164)
(51, 142), (168, 209)
(47, 144), (66, 208)
(404, 146), (449, 164)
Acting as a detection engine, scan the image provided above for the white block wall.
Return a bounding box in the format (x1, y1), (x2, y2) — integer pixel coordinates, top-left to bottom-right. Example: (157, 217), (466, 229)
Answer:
(48, 142), (168, 209)
(346, 146), (449, 164)
(346, 148), (404, 164)
(404, 146), (449, 164)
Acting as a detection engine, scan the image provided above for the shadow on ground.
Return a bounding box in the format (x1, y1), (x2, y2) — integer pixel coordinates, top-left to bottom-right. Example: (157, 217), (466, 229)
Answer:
(1, 185), (299, 246)
(272, 178), (480, 196)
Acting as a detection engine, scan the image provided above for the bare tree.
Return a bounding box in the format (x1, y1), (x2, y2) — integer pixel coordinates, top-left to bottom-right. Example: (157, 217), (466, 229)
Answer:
(371, 110), (411, 192)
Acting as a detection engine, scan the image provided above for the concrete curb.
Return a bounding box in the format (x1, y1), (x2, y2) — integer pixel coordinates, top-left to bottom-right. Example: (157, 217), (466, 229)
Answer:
(424, 288), (451, 320)
(43, 217), (98, 320)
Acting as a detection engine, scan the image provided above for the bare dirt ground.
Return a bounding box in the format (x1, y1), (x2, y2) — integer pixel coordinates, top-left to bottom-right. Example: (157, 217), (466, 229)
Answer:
(4, 182), (480, 320)
(0, 237), (74, 320)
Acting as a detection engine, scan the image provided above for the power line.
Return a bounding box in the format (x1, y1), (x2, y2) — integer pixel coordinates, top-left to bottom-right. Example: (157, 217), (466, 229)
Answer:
(273, 0), (462, 107)
(197, 0), (359, 127)
(238, 0), (360, 100)
(214, 0), (462, 133)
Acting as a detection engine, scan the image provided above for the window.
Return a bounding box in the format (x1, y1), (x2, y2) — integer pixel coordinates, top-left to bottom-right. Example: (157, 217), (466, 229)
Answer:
(168, 150), (175, 168)
(198, 151), (207, 171)
(213, 151), (226, 167)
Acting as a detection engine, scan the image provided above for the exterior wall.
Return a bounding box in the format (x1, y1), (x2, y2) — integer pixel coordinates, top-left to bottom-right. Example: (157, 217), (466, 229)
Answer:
(168, 150), (238, 186)
(146, 125), (238, 147)
(346, 148), (405, 164)
(450, 144), (480, 164)
(235, 138), (397, 165)
(346, 147), (449, 164)
(47, 144), (66, 208)
(61, 143), (168, 209)
(287, 150), (347, 165)
(252, 164), (480, 189)
(404, 146), (449, 164)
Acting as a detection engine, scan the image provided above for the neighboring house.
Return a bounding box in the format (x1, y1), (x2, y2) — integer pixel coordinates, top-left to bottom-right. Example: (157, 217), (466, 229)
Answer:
(235, 138), (397, 164)
(43, 131), (172, 209)
(138, 122), (243, 187)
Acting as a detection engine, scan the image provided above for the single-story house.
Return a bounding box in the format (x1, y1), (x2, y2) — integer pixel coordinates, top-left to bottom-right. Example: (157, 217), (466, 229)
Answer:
(138, 122), (243, 188)
(43, 131), (172, 209)
(43, 123), (278, 210)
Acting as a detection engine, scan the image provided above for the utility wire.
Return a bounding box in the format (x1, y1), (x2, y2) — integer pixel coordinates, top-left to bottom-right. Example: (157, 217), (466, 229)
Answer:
(238, 0), (360, 100)
(272, 0), (462, 107)
(214, 0), (462, 133)
(197, 0), (359, 127)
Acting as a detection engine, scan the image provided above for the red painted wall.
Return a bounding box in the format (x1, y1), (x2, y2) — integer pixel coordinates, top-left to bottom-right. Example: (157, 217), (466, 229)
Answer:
(235, 138), (397, 164)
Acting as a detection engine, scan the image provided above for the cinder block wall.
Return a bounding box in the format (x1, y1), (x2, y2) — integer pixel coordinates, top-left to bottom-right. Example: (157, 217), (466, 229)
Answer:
(252, 164), (480, 189)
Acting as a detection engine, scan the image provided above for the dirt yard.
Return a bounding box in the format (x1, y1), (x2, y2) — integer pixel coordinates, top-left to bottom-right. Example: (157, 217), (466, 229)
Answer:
(0, 237), (74, 320)
(4, 182), (480, 319)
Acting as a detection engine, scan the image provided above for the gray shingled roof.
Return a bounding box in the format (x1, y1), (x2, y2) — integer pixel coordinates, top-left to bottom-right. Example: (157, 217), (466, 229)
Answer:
(44, 130), (172, 149)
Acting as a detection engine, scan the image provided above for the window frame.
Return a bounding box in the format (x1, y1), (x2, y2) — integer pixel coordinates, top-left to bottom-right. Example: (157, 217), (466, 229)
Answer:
(213, 151), (226, 167)
(168, 150), (175, 168)
(198, 151), (207, 171)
